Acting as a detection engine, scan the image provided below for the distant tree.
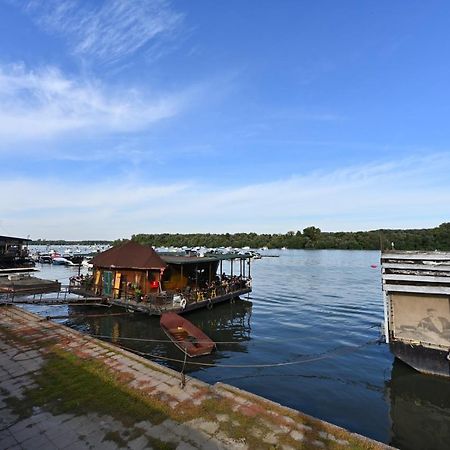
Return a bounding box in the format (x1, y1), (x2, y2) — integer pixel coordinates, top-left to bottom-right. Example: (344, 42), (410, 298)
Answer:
(303, 226), (321, 241)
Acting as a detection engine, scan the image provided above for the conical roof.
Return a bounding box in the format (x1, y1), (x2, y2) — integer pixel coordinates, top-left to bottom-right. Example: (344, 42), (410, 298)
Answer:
(90, 241), (167, 270)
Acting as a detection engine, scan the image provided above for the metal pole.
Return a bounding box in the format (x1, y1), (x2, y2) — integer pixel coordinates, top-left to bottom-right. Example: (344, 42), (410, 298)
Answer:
(383, 288), (390, 344)
(381, 260), (390, 344)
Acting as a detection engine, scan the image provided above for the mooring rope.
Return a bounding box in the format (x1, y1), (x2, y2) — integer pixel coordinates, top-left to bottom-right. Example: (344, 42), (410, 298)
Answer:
(180, 352), (187, 388)
(110, 338), (380, 369)
(42, 312), (130, 320)
(89, 323), (379, 346)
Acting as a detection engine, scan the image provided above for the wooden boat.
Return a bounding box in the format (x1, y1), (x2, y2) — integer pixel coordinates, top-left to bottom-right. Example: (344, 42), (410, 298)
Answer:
(160, 312), (215, 357)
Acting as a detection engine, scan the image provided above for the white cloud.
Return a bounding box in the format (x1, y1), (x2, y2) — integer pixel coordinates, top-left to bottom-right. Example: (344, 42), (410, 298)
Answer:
(1, 179), (189, 212)
(2, 154), (450, 239)
(24, 0), (183, 63)
(0, 63), (185, 140)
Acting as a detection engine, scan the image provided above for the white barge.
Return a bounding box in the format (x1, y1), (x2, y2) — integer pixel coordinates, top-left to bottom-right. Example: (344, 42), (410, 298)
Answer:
(381, 251), (450, 377)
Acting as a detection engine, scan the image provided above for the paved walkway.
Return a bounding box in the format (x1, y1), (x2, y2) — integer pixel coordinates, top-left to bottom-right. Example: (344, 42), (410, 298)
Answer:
(0, 306), (393, 449)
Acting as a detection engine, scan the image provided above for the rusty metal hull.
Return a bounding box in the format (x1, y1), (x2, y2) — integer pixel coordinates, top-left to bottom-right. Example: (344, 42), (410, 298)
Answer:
(390, 341), (450, 378)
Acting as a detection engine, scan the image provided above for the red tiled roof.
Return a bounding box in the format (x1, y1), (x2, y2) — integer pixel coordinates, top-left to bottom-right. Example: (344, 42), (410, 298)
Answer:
(90, 241), (167, 270)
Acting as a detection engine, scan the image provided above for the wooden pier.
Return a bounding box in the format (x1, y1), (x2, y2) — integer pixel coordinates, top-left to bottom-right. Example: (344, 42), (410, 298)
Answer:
(0, 281), (103, 306)
(0, 275), (61, 296)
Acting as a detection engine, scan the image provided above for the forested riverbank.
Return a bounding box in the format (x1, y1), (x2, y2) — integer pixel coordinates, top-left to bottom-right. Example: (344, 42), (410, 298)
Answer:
(32, 223), (450, 251)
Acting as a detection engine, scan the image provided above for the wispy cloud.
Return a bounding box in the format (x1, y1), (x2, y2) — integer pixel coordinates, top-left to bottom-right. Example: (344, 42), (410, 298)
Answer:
(2, 153), (450, 239)
(1, 178), (189, 212)
(23, 0), (183, 63)
(0, 63), (186, 141)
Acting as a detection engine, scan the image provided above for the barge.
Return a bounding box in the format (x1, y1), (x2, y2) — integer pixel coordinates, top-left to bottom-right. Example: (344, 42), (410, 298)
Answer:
(381, 251), (450, 377)
(70, 241), (252, 315)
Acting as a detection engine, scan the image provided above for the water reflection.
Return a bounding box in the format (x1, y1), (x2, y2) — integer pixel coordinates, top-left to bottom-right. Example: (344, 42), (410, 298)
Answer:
(387, 359), (450, 450)
(18, 251), (450, 448)
(67, 299), (253, 374)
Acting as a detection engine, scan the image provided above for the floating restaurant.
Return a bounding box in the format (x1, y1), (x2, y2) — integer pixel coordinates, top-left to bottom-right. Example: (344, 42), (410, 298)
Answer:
(381, 250), (450, 377)
(71, 241), (252, 315)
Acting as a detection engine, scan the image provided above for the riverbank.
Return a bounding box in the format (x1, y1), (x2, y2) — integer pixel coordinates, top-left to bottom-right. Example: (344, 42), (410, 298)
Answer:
(0, 306), (392, 450)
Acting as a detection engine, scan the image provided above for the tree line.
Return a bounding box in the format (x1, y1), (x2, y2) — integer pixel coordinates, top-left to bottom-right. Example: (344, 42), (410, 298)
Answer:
(114, 222), (450, 251)
(31, 223), (450, 251)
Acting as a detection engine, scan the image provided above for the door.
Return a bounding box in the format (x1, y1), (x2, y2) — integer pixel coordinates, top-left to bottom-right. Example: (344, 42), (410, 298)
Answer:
(102, 271), (113, 296)
(113, 272), (121, 299)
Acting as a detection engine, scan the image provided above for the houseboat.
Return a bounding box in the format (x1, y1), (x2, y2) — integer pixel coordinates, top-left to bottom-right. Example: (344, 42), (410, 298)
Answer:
(0, 235), (61, 296)
(0, 235), (34, 273)
(381, 251), (450, 377)
(71, 241), (252, 315)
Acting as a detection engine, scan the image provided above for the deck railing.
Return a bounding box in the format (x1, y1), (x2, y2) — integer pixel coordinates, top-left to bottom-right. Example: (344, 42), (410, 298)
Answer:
(69, 276), (252, 310)
(0, 284), (96, 304)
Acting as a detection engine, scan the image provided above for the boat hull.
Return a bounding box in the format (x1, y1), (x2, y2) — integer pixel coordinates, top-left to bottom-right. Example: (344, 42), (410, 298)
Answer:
(160, 312), (215, 357)
(390, 341), (450, 378)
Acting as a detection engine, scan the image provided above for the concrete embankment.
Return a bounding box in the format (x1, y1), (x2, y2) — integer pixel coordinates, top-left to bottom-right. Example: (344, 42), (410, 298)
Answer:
(0, 306), (393, 450)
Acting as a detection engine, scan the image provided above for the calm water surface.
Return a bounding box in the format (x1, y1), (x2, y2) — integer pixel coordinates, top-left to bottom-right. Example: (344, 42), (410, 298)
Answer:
(23, 249), (450, 449)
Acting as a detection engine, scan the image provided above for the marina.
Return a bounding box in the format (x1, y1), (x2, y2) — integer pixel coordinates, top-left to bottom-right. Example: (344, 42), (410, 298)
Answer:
(3, 248), (449, 449)
(3, 1), (450, 448)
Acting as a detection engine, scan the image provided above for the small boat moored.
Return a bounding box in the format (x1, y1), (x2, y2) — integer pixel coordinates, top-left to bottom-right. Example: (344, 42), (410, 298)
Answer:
(160, 312), (216, 357)
(52, 257), (73, 266)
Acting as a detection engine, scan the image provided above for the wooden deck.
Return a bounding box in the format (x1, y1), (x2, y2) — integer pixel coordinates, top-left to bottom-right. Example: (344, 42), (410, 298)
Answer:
(1, 282), (251, 315)
(381, 251), (450, 296)
(0, 276), (61, 296)
(108, 287), (252, 315)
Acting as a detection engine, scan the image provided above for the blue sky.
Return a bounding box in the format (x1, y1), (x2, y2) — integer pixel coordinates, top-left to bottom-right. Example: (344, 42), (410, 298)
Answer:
(1, 0), (450, 240)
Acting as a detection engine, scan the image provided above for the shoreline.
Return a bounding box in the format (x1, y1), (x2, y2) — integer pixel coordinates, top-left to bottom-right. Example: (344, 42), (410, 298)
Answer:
(0, 305), (393, 449)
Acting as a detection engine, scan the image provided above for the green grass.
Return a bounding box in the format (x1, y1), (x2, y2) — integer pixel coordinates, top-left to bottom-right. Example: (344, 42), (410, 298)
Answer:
(1, 315), (384, 450)
(6, 349), (169, 427)
(146, 436), (177, 450)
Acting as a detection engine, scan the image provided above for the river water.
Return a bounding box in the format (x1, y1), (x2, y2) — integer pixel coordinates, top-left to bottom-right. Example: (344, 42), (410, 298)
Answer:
(22, 249), (450, 449)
